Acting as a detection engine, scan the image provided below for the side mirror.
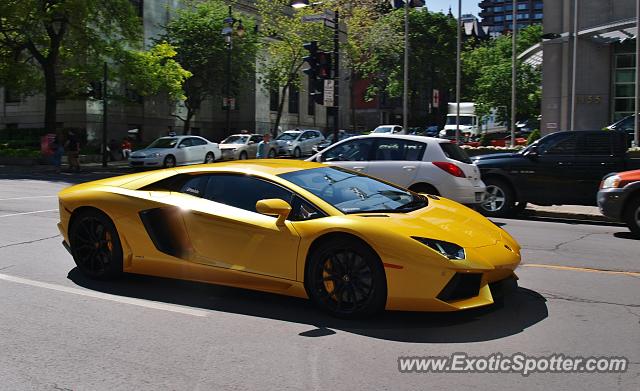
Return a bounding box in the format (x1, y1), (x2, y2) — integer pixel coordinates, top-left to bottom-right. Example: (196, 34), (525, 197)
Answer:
(248, 141), (255, 145)
(256, 198), (291, 226)
(178, 144), (186, 149)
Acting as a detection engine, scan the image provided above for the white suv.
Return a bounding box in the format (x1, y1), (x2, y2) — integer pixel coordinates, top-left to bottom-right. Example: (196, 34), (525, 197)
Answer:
(307, 134), (486, 205)
(275, 130), (325, 158)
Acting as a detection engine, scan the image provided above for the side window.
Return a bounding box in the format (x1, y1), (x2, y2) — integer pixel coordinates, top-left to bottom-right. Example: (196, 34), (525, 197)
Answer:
(250, 135), (262, 143)
(372, 139), (404, 161)
(404, 141), (427, 161)
(289, 195), (325, 221)
(203, 174), (293, 213)
(179, 138), (193, 148)
(323, 139), (373, 161)
(302, 132), (312, 140)
(179, 176), (206, 197)
(539, 133), (578, 155)
(578, 134), (613, 156)
(191, 137), (207, 146)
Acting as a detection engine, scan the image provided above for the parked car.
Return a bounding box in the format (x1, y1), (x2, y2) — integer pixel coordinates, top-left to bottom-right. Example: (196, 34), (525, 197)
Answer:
(275, 129), (324, 158)
(598, 169), (640, 236)
(472, 130), (640, 217)
(219, 134), (277, 160)
(129, 136), (221, 168)
(307, 134), (486, 205)
(371, 125), (405, 135)
(312, 130), (357, 153)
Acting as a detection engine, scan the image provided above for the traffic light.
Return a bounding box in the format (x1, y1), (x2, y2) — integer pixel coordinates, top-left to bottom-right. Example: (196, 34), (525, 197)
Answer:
(303, 41), (333, 105)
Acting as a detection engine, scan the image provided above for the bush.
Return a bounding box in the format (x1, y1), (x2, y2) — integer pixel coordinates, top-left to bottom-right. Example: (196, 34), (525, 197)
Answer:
(479, 134), (491, 147)
(0, 148), (41, 158)
(527, 129), (541, 145)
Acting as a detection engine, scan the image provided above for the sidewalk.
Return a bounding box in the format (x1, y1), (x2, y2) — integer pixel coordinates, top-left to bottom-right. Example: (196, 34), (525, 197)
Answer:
(0, 161), (132, 175)
(522, 204), (613, 223)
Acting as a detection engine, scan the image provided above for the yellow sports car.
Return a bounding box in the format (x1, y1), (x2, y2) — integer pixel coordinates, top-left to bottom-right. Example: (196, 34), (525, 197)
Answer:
(57, 160), (521, 317)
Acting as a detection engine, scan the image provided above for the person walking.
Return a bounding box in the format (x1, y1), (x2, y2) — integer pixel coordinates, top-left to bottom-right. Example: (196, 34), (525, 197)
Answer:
(256, 133), (272, 159)
(121, 137), (132, 159)
(51, 135), (64, 173)
(65, 131), (81, 172)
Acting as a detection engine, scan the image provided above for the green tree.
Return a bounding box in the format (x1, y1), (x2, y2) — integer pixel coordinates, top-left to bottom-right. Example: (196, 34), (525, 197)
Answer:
(256, 0), (331, 134)
(462, 25), (543, 126)
(159, 0), (258, 134)
(0, 0), (189, 133)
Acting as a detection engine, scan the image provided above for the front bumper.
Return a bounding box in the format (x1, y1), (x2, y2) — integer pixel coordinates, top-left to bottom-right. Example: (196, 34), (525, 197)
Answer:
(445, 180), (487, 205)
(129, 157), (163, 167)
(597, 188), (627, 220)
(220, 149), (239, 160)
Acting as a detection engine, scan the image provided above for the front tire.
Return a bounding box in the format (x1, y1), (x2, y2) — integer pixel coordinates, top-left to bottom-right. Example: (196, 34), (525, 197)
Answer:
(306, 238), (387, 318)
(623, 197), (640, 237)
(292, 147), (302, 158)
(239, 151), (248, 160)
(268, 148), (276, 158)
(163, 155), (177, 168)
(69, 210), (123, 280)
(479, 177), (515, 217)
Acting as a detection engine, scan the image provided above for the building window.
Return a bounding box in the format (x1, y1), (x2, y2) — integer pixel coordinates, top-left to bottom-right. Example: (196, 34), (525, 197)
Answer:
(516, 13), (529, 20)
(534, 13), (543, 19)
(269, 88), (279, 112)
(288, 86), (299, 114)
(534, 2), (543, 10)
(613, 52), (637, 121)
(505, 14), (513, 21)
(517, 3), (528, 10)
(494, 15), (504, 22)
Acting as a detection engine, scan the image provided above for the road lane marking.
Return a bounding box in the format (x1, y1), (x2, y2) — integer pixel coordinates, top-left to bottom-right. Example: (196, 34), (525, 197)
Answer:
(0, 196), (57, 201)
(0, 209), (58, 218)
(0, 273), (209, 317)
(523, 263), (640, 277)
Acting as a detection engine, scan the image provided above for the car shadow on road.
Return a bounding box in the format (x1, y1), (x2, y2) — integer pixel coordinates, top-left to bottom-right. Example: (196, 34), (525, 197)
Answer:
(68, 268), (548, 343)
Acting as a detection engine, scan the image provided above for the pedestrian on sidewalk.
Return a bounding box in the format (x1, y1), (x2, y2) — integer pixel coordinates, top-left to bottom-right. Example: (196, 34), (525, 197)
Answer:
(51, 135), (64, 173)
(65, 131), (81, 172)
(256, 133), (272, 159)
(121, 137), (132, 159)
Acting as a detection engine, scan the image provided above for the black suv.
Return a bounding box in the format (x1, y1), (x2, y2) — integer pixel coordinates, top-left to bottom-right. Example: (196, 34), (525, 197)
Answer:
(472, 131), (640, 217)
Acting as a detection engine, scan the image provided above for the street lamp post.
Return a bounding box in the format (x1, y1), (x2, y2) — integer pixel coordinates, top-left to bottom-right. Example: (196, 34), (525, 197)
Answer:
(455, 0), (461, 144)
(635, 0), (639, 147)
(403, 0), (409, 132)
(570, 0), (579, 131)
(221, 6), (244, 137)
(510, 0), (517, 147)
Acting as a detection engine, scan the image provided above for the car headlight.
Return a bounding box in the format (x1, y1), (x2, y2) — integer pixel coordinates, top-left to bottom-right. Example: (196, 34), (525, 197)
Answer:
(149, 152), (164, 158)
(286, 141), (293, 145)
(601, 175), (621, 189)
(412, 237), (465, 260)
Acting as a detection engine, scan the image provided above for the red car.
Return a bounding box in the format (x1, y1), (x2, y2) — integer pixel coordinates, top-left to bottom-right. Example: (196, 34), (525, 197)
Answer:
(597, 169), (640, 236)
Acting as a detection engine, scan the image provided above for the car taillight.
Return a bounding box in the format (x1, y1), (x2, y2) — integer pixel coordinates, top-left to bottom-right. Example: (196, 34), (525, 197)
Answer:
(433, 161), (466, 178)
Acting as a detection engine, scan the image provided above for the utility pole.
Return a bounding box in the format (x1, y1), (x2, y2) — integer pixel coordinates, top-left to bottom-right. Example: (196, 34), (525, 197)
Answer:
(455, 0), (461, 143)
(635, 0), (639, 147)
(510, 0), (517, 147)
(570, 0), (579, 131)
(403, 0), (409, 131)
(102, 62), (108, 168)
(332, 9), (340, 143)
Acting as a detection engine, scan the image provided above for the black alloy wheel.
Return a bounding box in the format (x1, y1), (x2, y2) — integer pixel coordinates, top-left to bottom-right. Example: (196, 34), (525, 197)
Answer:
(306, 238), (386, 318)
(268, 148), (276, 158)
(69, 210), (123, 279)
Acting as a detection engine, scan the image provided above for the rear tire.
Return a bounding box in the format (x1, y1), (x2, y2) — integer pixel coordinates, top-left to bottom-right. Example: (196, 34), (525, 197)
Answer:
(69, 209), (123, 280)
(305, 237), (387, 318)
(239, 151), (248, 160)
(293, 147), (302, 158)
(204, 152), (215, 163)
(623, 196), (640, 237)
(268, 149), (276, 158)
(479, 177), (515, 217)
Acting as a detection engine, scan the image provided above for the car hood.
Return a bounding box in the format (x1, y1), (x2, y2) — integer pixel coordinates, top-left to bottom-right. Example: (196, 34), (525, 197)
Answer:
(349, 200), (503, 248)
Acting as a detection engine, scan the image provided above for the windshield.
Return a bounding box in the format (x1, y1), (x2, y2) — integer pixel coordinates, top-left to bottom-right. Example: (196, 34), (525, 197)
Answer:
(446, 116), (474, 126)
(279, 167), (427, 214)
(147, 138), (178, 149)
(276, 132), (300, 141)
(372, 126), (393, 133)
(222, 135), (249, 144)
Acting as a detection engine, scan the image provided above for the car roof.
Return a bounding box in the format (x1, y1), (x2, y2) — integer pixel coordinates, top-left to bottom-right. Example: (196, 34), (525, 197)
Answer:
(347, 134), (450, 144)
(158, 135), (203, 140)
(172, 159), (325, 176)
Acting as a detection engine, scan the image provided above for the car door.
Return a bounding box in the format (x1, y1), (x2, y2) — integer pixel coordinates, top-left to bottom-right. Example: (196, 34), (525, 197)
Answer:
(176, 138), (194, 164)
(248, 135), (262, 158)
(179, 174), (300, 280)
(320, 138), (373, 173)
(189, 137), (208, 163)
(366, 138), (424, 188)
(527, 132), (580, 204)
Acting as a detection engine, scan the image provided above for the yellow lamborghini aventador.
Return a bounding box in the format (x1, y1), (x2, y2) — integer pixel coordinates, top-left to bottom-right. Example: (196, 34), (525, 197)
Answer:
(57, 160), (521, 317)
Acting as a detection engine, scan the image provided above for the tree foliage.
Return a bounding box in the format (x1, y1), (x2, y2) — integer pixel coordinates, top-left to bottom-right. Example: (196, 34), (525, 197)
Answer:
(0, 0), (190, 133)
(159, 0), (258, 133)
(256, 0), (331, 134)
(462, 25), (543, 125)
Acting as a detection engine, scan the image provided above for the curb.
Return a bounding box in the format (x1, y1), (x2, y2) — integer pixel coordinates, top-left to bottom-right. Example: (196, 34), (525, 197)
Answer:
(520, 209), (617, 224)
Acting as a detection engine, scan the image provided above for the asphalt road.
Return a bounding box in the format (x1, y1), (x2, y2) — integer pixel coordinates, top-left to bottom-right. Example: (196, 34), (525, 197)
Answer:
(0, 171), (638, 390)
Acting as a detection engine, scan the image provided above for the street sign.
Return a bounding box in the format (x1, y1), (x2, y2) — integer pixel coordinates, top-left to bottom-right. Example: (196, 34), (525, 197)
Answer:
(302, 14), (327, 23)
(323, 19), (336, 29)
(323, 80), (335, 107)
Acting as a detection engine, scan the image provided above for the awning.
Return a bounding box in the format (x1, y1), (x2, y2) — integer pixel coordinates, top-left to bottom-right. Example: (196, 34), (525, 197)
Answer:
(518, 18), (638, 68)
